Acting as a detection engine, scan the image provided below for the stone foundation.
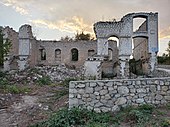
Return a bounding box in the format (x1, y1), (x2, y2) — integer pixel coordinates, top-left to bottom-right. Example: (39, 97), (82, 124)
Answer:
(69, 77), (170, 112)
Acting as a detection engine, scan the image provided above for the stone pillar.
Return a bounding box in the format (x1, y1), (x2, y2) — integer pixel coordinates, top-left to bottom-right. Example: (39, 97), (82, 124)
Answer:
(97, 38), (108, 56)
(84, 57), (103, 79)
(118, 37), (132, 78)
(148, 52), (157, 74)
(3, 56), (10, 71)
(17, 25), (33, 71)
(18, 56), (29, 71)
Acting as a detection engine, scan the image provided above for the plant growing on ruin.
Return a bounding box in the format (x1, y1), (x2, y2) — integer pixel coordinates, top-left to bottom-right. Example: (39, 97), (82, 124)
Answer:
(75, 31), (93, 41)
(36, 76), (52, 86)
(0, 28), (12, 66)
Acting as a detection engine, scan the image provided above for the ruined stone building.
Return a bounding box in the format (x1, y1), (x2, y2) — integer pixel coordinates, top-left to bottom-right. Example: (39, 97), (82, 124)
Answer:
(2, 12), (158, 79)
(85, 12), (158, 78)
(2, 25), (118, 73)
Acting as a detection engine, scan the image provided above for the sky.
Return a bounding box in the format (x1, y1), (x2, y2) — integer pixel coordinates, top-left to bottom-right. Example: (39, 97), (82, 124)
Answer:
(0, 0), (170, 55)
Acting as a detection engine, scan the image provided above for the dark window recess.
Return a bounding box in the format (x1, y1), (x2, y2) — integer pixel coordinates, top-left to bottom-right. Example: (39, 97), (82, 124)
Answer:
(71, 48), (78, 61)
(40, 49), (46, 60)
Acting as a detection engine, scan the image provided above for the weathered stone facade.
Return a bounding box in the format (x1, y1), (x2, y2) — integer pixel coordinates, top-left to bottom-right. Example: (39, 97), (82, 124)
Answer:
(69, 77), (170, 112)
(90, 12), (158, 78)
(2, 12), (158, 79)
(2, 25), (118, 73)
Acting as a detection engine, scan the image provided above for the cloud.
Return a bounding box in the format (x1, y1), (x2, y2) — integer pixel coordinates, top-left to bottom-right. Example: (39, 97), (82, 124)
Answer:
(159, 26), (170, 39)
(1, 0), (29, 15)
(30, 16), (93, 34)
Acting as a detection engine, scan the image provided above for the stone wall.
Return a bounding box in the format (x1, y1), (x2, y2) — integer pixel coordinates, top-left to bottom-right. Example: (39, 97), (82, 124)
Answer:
(69, 77), (170, 112)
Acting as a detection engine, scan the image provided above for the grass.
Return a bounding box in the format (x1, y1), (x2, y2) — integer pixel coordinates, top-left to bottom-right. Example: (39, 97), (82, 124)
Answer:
(36, 76), (52, 86)
(30, 104), (170, 127)
(30, 107), (118, 127)
(0, 71), (31, 94)
(0, 84), (31, 94)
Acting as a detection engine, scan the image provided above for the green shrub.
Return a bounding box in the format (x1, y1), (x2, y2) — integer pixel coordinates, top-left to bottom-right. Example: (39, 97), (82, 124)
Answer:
(0, 71), (7, 78)
(127, 104), (154, 126)
(60, 78), (78, 87)
(0, 78), (10, 86)
(160, 119), (170, 127)
(36, 76), (51, 86)
(31, 107), (118, 127)
(2, 85), (31, 94)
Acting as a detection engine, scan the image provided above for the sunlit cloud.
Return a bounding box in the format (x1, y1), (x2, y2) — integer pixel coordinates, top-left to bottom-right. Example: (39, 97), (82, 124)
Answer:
(159, 26), (170, 39)
(30, 16), (93, 34)
(1, 0), (29, 15)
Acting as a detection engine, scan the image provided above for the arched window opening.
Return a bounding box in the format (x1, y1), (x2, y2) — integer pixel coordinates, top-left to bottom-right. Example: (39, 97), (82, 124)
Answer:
(71, 48), (78, 61)
(88, 49), (95, 57)
(40, 49), (46, 60)
(55, 49), (61, 61)
(133, 17), (147, 32)
(108, 48), (113, 61)
(108, 36), (119, 48)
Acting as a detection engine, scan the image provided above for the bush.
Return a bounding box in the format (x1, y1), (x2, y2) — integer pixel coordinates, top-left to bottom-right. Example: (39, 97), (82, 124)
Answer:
(36, 76), (52, 86)
(60, 78), (78, 87)
(127, 104), (154, 126)
(31, 107), (118, 127)
(1, 84), (31, 94)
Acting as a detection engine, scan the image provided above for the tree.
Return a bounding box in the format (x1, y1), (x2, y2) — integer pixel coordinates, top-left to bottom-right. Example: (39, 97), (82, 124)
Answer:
(0, 28), (12, 66)
(75, 31), (92, 41)
(60, 36), (73, 42)
(166, 41), (170, 64)
(166, 41), (170, 57)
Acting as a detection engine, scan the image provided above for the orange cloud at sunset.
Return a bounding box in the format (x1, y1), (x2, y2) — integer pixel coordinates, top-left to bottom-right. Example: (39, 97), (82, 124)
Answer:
(159, 26), (170, 39)
(30, 16), (93, 34)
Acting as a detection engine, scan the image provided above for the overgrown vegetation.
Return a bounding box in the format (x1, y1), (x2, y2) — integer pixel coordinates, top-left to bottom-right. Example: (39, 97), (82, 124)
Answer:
(129, 58), (144, 75)
(0, 28), (12, 67)
(59, 78), (78, 87)
(158, 41), (170, 64)
(0, 71), (31, 94)
(31, 104), (170, 127)
(30, 107), (118, 127)
(36, 76), (52, 86)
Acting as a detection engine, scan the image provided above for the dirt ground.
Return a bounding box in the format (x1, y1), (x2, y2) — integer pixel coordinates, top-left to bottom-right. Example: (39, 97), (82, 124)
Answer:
(0, 85), (68, 127)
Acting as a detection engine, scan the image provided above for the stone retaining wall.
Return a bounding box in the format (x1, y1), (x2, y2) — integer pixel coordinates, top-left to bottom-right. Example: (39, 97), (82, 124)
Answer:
(69, 77), (170, 112)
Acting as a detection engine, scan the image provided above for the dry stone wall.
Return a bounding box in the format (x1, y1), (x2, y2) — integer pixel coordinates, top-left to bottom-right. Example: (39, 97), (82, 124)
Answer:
(69, 77), (170, 112)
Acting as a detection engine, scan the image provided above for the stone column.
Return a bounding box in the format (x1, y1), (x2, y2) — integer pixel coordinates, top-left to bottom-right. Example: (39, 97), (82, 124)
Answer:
(84, 57), (103, 79)
(97, 38), (108, 56)
(148, 52), (157, 74)
(17, 25), (33, 71)
(118, 37), (132, 78)
(3, 56), (10, 71)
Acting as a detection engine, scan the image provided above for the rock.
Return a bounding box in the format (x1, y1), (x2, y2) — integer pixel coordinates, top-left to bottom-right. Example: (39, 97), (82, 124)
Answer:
(136, 98), (144, 103)
(90, 82), (97, 87)
(95, 102), (103, 107)
(86, 87), (93, 93)
(162, 86), (168, 92)
(155, 94), (163, 101)
(69, 94), (74, 98)
(77, 84), (85, 88)
(108, 87), (114, 91)
(112, 105), (120, 111)
(94, 92), (99, 96)
(115, 97), (127, 105)
(69, 89), (77, 94)
(94, 108), (101, 113)
(137, 88), (146, 93)
(69, 98), (78, 106)
(78, 89), (85, 94)
(150, 85), (156, 92)
(99, 90), (108, 95)
(105, 94), (111, 100)
(118, 86), (129, 94)
(164, 96), (170, 101)
(101, 107), (111, 112)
